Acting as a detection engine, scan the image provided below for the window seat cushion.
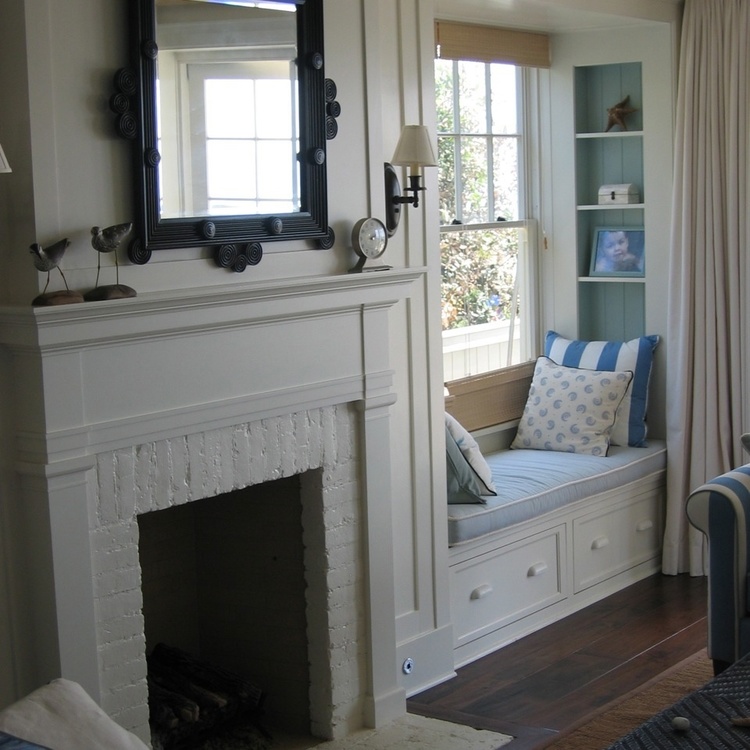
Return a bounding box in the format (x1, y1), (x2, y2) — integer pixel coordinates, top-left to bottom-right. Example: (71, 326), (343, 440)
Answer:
(447, 439), (666, 546)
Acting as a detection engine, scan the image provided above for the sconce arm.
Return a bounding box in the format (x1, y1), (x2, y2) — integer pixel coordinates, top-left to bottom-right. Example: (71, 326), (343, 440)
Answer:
(385, 164), (426, 236)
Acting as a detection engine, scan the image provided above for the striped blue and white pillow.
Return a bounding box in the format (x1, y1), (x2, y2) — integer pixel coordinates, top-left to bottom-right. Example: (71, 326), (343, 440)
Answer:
(544, 330), (659, 447)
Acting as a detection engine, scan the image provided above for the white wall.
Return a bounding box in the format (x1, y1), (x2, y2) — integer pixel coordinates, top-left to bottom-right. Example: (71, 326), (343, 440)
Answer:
(0, 0), (454, 706)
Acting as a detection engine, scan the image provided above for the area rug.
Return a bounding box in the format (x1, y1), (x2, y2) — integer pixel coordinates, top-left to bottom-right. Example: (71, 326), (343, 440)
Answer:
(542, 650), (714, 749)
(301, 714), (513, 749)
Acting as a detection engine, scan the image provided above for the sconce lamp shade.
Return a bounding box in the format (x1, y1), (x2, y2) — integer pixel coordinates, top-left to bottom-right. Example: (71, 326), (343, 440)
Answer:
(0, 143), (10, 174)
(391, 125), (437, 173)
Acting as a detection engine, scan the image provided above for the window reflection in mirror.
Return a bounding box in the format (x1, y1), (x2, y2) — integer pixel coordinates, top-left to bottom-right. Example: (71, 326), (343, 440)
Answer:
(155, 0), (299, 220)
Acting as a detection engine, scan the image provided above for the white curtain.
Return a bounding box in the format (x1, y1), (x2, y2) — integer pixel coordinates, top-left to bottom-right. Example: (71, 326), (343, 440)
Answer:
(662, 0), (750, 575)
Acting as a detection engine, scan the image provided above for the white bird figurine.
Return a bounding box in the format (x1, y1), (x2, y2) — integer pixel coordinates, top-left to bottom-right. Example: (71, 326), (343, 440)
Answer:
(29, 238), (71, 294)
(91, 222), (133, 287)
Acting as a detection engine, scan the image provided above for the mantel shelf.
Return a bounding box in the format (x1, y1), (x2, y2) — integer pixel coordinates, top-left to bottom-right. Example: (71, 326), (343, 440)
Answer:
(0, 268), (427, 351)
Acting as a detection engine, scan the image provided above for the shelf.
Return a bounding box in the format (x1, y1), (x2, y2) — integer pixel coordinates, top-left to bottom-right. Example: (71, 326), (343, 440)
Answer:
(574, 61), (646, 342)
(576, 131), (643, 139)
(578, 276), (645, 284)
(575, 138), (643, 207)
(578, 203), (644, 211)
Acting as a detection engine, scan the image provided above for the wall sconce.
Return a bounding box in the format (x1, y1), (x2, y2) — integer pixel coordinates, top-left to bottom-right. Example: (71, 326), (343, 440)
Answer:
(0, 143), (11, 174)
(384, 125), (436, 236)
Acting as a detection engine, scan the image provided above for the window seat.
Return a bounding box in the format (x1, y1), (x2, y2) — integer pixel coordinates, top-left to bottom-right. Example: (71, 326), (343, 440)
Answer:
(448, 441), (666, 546)
(445, 363), (666, 667)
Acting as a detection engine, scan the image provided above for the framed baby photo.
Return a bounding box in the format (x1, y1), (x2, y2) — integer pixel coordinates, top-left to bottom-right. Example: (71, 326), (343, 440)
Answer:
(589, 227), (645, 277)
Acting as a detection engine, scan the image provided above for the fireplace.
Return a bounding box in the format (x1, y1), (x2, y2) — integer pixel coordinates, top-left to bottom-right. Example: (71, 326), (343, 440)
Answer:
(138, 475), (312, 737)
(0, 272), (420, 745)
(93, 405), (366, 742)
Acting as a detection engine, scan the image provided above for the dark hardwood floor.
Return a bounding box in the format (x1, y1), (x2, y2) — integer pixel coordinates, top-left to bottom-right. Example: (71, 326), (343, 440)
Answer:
(407, 573), (708, 749)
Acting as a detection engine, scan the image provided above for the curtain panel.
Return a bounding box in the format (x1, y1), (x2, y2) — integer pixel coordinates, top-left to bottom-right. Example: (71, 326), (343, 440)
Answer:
(663, 0), (750, 575)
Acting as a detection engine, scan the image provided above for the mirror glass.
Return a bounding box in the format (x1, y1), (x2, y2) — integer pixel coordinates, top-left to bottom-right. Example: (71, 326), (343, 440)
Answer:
(156, 1), (299, 219)
(125, 0), (333, 264)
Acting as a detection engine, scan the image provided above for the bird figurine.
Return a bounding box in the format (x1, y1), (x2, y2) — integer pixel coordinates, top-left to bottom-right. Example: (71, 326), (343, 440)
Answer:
(91, 222), (132, 284)
(29, 238), (84, 306)
(605, 95), (638, 132)
(29, 238), (71, 293)
(85, 222), (136, 301)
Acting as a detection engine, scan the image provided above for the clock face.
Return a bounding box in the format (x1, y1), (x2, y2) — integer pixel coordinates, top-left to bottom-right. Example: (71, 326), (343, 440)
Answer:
(353, 218), (387, 259)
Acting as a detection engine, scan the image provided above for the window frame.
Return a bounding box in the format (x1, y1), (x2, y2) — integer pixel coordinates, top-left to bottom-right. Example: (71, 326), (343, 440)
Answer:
(437, 61), (543, 381)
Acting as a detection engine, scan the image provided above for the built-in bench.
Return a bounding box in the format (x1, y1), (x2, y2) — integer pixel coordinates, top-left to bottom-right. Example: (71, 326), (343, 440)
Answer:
(445, 362), (667, 667)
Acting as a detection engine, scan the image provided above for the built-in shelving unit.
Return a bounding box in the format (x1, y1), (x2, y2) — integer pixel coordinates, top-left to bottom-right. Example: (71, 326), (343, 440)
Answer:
(548, 22), (676, 441)
(574, 62), (645, 342)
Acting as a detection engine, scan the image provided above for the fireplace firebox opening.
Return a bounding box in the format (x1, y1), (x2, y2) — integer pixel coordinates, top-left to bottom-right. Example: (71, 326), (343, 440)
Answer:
(138, 474), (312, 744)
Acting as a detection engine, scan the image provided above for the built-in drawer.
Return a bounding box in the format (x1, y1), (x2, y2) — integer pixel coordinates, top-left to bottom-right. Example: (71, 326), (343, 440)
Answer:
(573, 493), (662, 592)
(450, 528), (564, 649)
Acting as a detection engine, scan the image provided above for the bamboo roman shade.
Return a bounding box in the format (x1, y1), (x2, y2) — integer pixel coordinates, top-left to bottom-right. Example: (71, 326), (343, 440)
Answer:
(435, 20), (550, 68)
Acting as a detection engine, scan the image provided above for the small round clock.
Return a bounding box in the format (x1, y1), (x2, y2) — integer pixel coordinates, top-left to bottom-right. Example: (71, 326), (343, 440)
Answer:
(349, 217), (391, 273)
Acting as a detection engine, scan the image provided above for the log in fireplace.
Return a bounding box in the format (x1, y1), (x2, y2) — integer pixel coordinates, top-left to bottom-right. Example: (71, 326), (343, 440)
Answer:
(147, 643), (266, 749)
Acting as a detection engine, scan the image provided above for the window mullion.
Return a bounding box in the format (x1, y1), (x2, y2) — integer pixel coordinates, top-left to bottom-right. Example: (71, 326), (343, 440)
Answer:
(452, 60), (462, 223)
(517, 66), (528, 221)
(485, 64), (494, 223)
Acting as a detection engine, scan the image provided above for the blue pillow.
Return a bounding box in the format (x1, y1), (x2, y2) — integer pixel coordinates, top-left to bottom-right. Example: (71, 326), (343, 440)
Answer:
(0, 731), (50, 749)
(544, 330), (659, 447)
(445, 425), (495, 504)
(445, 413), (496, 494)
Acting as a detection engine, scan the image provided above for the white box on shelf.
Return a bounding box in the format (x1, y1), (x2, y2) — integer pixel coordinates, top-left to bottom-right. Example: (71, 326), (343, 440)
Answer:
(598, 183), (640, 205)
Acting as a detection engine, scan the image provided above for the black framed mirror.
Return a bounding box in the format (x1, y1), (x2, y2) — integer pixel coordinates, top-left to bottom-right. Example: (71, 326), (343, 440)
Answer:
(113, 0), (338, 270)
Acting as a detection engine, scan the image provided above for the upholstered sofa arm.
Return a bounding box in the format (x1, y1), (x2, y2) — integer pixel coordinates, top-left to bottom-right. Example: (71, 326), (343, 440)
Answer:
(0, 679), (148, 750)
(687, 464), (750, 669)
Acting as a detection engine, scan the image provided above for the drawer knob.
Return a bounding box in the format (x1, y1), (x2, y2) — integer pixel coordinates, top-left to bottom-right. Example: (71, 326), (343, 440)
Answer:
(636, 519), (654, 532)
(470, 584), (493, 600)
(591, 536), (610, 550)
(527, 562), (548, 577)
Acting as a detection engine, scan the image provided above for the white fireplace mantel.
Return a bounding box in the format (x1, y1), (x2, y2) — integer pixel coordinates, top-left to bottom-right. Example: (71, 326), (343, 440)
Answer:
(0, 269), (425, 741)
(0, 269), (424, 467)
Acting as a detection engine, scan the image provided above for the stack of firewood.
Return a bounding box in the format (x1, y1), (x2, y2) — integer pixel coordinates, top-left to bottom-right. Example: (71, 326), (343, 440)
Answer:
(147, 643), (266, 749)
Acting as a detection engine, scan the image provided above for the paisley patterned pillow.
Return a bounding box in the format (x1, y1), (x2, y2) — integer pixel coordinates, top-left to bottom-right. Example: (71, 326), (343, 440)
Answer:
(511, 356), (633, 456)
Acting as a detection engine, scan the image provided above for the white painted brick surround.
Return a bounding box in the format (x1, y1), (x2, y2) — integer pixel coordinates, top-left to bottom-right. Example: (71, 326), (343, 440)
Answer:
(91, 405), (365, 742)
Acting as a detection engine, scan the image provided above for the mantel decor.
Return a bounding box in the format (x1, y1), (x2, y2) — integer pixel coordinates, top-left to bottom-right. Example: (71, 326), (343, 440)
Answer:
(111, 0), (339, 272)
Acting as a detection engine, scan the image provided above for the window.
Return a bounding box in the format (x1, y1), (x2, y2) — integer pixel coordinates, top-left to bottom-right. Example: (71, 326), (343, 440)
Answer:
(436, 56), (541, 381)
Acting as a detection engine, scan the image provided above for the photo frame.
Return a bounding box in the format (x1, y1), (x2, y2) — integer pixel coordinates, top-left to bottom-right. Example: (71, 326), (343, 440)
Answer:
(589, 226), (645, 278)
